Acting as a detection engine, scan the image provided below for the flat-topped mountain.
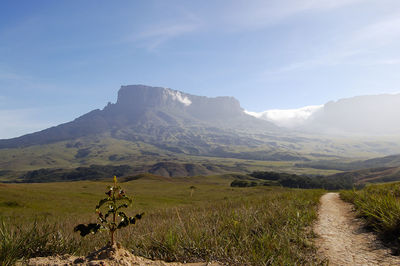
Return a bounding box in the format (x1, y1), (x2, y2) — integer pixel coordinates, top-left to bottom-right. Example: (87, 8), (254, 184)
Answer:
(115, 85), (244, 120)
(0, 85), (277, 149)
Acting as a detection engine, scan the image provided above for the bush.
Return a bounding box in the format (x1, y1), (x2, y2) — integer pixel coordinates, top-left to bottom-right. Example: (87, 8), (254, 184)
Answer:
(249, 171), (354, 190)
(230, 180), (256, 187)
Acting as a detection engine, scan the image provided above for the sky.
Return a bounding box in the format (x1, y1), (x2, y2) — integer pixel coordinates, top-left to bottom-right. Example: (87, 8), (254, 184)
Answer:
(1, 0), (400, 138)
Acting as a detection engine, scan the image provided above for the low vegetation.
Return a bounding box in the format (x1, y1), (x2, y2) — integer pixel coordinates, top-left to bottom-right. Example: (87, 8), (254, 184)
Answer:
(0, 177), (324, 265)
(231, 171), (355, 190)
(0, 221), (80, 266)
(341, 182), (400, 250)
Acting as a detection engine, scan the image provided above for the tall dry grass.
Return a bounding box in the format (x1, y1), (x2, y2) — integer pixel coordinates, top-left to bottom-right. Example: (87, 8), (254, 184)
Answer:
(0, 188), (323, 265)
(341, 182), (400, 248)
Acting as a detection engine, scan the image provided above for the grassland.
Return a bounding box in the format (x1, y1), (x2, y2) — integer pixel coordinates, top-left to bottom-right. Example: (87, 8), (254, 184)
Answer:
(3, 133), (398, 180)
(0, 135), (343, 183)
(341, 182), (400, 251)
(0, 176), (324, 265)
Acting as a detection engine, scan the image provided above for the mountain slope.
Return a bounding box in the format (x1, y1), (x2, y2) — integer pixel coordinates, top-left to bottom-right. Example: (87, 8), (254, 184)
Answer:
(297, 154), (400, 171)
(327, 166), (400, 185)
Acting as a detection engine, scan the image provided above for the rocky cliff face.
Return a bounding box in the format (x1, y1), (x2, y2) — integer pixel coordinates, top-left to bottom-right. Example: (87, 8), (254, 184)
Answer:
(0, 85), (275, 148)
(116, 85), (191, 110)
(109, 85), (245, 122)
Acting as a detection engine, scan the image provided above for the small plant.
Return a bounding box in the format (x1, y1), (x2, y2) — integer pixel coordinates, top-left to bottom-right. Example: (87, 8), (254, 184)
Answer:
(189, 186), (196, 197)
(74, 176), (143, 244)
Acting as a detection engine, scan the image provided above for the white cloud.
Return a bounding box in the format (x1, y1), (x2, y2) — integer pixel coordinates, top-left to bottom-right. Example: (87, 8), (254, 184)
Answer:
(352, 17), (400, 47)
(245, 105), (323, 128)
(167, 90), (192, 106)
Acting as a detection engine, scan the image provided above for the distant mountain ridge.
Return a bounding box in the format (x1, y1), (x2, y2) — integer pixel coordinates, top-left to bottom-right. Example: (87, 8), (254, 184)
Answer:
(249, 93), (400, 135)
(303, 93), (400, 135)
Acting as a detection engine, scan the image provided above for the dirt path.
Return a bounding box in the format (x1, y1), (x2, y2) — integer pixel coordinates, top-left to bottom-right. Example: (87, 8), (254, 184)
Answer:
(314, 192), (400, 265)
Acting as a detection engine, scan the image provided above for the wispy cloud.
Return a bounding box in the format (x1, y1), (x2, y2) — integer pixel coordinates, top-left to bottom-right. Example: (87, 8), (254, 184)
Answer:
(224, 0), (363, 30)
(261, 13), (400, 77)
(0, 65), (70, 94)
(0, 95), (6, 105)
(0, 109), (55, 139)
(0, 71), (23, 80)
(352, 17), (400, 47)
(262, 49), (362, 77)
(137, 22), (200, 50)
(0, 66), (27, 81)
(123, 7), (203, 51)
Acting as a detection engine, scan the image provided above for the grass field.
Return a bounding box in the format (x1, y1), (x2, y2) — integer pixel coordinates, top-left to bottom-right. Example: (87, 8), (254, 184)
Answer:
(0, 176), (324, 265)
(341, 182), (400, 251)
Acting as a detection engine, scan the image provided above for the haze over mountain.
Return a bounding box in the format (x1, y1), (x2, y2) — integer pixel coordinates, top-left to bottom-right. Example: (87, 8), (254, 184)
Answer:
(248, 93), (400, 136)
(0, 85), (278, 149)
(2, 85), (400, 181)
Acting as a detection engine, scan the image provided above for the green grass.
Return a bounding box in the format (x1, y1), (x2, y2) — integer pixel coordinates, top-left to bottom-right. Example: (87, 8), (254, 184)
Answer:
(0, 135), (343, 183)
(341, 182), (400, 249)
(0, 176), (324, 265)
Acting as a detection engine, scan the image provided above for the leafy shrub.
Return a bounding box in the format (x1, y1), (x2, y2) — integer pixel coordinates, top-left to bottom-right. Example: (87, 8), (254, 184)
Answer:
(74, 176), (143, 244)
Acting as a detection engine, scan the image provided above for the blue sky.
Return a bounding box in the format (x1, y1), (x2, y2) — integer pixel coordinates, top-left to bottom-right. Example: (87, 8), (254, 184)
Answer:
(1, 0), (400, 138)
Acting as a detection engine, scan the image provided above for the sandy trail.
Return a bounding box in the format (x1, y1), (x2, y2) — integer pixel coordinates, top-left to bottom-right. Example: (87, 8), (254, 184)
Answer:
(314, 192), (400, 265)
(23, 243), (221, 266)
